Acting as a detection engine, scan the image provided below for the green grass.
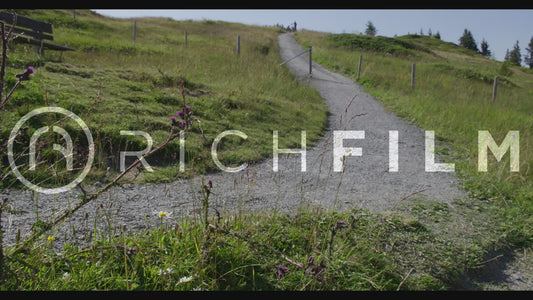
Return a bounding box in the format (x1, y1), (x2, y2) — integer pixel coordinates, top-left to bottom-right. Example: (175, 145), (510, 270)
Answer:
(2, 205), (492, 291)
(1, 10), (532, 291)
(0, 9), (327, 188)
(295, 30), (533, 249)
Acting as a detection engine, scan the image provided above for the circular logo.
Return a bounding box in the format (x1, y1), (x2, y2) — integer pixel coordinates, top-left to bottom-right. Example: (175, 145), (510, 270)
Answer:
(7, 107), (94, 194)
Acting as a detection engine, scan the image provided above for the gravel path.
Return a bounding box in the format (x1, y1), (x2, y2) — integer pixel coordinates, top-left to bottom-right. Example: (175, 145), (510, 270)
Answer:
(2, 33), (467, 247)
(4, 32), (531, 291)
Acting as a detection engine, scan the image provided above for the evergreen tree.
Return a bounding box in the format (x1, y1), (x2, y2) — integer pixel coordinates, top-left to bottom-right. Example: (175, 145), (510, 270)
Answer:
(480, 38), (491, 58)
(434, 31), (441, 40)
(365, 21), (376, 37)
(508, 40), (521, 66)
(459, 29), (479, 52)
(525, 36), (533, 69)
(504, 49), (510, 61)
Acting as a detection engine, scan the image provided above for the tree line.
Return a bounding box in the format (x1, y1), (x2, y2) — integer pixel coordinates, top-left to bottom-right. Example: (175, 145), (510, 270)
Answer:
(364, 22), (533, 69)
(458, 28), (532, 68)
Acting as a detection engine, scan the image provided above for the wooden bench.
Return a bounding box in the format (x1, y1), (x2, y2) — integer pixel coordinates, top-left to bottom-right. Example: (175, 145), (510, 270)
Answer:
(0, 11), (75, 54)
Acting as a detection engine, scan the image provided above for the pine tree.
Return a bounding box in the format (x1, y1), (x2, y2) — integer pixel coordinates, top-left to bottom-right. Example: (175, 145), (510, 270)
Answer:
(434, 31), (441, 40)
(508, 40), (521, 66)
(459, 29), (479, 52)
(504, 49), (510, 61)
(480, 39), (491, 58)
(525, 36), (533, 69)
(365, 21), (376, 37)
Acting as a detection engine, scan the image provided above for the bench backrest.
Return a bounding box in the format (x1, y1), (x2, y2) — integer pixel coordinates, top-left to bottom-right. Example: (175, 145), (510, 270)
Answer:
(0, 11), (54, 41)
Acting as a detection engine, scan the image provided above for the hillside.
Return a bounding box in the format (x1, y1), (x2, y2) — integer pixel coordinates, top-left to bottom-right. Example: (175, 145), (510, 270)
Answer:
(295, 30), (533, 289)
(296, 30), (533, 192)
(0, 9), (328, 187)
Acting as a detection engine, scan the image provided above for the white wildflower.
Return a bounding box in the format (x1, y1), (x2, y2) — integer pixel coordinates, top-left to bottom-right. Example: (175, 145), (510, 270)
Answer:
(178, 276), (194, 284)
(62, 272), (71, 281)
(158, 267), (174, 275)
(155, 211), (172, 218)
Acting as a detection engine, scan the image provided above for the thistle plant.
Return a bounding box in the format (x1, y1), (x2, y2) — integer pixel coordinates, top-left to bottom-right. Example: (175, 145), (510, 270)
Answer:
(11, 74), (200, 252)
(171, 105), (192, 130)
(0, 11), (213, 284)
(0, 11), (37, 283)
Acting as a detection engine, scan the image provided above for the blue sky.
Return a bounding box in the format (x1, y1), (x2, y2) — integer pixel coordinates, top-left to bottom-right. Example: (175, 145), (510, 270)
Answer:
(93, 9), (533, 63)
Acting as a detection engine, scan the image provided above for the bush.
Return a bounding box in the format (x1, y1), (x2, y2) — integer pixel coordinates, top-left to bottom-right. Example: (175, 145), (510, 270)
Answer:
(498, 61), (514, 77)
(325, 34), (429, 57)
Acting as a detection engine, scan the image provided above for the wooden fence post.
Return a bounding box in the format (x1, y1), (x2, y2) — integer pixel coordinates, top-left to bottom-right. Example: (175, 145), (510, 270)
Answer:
(237, 35), (240, 55)
(357, 54), (363, 81)
(133, 20), (137, 41)
(309, 47), (312, 75)
(185, 30), (188, 48)
(411, 63), (416, 90)
(492, 76), (499, 103)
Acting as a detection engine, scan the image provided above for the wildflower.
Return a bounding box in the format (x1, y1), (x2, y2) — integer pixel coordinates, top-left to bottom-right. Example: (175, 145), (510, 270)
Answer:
(177, 276), (194, 284)
(336, 220), (347, 230)
(304, 256), (327, 282)
(278, 264), (288, 278)
(126, 246), (137, 256)
(158, 211), (169, 218)
(158, 268), (174, 276)
(15, 66), (35, 81)
(208, 179), (213, 189)
(47, 236), (55, 241)
(62, 272), (71, 281)
(171, 105), (193, 130)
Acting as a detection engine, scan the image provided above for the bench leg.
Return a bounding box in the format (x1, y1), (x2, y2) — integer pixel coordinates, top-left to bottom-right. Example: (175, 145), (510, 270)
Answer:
(33, 45), (44, 56)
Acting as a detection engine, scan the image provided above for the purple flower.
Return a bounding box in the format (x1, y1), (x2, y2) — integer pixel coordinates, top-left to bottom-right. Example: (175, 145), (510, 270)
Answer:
(177, 111), (183, 119)
(185, 105), (191, 112)
(15, 66), (35, 81)
(179, 121), (185, 128)
(170, 116), (176, 121)
(278, 264), (288, 278)
(127, 246), (137, 256)
(307, 256), (315, 266)
(336, 220), (347, 230)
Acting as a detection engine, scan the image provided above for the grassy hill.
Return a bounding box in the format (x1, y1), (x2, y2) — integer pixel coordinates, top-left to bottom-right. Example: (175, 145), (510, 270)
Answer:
(1, 9), (327, 187)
